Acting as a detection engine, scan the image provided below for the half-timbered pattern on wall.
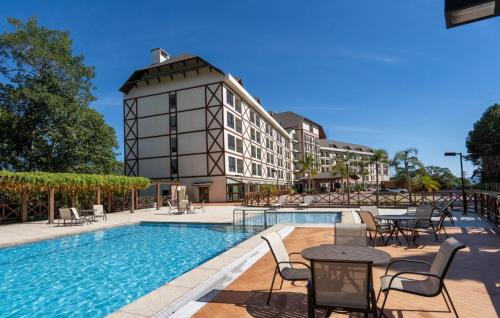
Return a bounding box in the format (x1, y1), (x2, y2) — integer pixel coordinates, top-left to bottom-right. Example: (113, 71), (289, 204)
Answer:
(120, 49), (292, 202)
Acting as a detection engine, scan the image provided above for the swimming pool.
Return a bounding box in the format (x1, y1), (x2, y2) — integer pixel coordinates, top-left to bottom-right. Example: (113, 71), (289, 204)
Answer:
(235, 211), (342, 226)
(0, 223), (262, 317)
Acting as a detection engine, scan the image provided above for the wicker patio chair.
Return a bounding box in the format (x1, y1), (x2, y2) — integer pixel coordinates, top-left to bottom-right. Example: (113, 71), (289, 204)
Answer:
(261, 231), (310, 304)
(308, 259), (377, 317)
(377, 237), (465, 318)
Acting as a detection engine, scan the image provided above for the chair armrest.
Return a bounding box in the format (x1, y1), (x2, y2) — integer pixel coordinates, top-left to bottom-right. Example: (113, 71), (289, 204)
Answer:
(277, 261), (311, 270)
(386, 271), (441, 290)
(384, 259), (431, 275)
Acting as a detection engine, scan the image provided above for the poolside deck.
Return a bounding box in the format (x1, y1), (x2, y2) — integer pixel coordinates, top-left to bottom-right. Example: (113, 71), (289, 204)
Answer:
(193, 212), (499, 317)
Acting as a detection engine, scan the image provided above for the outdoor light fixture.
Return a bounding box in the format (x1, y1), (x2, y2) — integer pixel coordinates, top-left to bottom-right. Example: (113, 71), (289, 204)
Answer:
(444, 152), (467, 214)
(445, 0), (500, 28)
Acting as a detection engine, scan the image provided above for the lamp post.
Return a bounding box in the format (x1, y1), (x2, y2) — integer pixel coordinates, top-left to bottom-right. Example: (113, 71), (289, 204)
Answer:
(444, 152), (467, 214)
(445, 0), (500, 28)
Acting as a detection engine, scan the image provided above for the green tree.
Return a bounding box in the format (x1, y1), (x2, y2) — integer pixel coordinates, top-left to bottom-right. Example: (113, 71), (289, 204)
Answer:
(391, 148), (422, 202)
(0, 17), (120, 174)
(425, 165), (460, 189)
(297, 154), (318, 192)
(371, 149), (388, 203)
(466, 104), (500, 183)
(333, 151), (358, 198)
(413, 174), (440, 192)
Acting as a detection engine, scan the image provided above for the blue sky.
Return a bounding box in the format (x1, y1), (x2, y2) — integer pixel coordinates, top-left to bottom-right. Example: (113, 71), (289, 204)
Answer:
(2, 1), (499, 177)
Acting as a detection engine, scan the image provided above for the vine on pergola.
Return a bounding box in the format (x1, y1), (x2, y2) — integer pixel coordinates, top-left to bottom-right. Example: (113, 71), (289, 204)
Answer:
(0, 171), (150, 194)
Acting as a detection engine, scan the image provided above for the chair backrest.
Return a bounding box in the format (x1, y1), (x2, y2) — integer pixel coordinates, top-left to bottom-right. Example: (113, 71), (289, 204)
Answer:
(438, 198), (456, 212)
(278, 195), (288, 205)
(261, 232), (291, 272)
(430, 237), (465, 281)
(93, 204), (104, 216)
(357, 211), (377, 231)
(415, 205), (433, 220)
(359, 205), (379, 216)
(59, 208), (72, 220)
(310, 259), (372, 310)
(303, 195), (314, 204)
(334, 223), (367, 246)
(70, 208), (81, 219)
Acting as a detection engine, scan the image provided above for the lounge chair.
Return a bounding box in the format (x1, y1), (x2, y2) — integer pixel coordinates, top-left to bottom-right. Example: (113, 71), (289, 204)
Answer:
(308, 259), (377, 317)
(190, 200), (205, 214)
(433, 197), (456, 224)
(298, 195), (314, 210)
(271, 195), (287, 210)
(179, 200), (189, 213)
(92, 204), (107, 221)
(261, 231), (310, 304)
(377, 237), (466, 318)
(166, 200), (178, 214)
(334, 223), (367, 246)
(358, 210), (392, 246)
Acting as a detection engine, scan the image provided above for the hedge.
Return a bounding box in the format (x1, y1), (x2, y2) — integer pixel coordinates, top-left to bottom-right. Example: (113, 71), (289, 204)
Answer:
(0, 170), (150, 193)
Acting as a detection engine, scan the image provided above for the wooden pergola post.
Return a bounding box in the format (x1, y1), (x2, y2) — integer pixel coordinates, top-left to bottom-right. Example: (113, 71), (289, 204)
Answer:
(96, 187), (101, 205)
(48, 188), (55, 224)
(107, 191), (112, 213)
(130, 189), (135, 213)
(156, 183), (161, 210)
(20, 190), (28, 223)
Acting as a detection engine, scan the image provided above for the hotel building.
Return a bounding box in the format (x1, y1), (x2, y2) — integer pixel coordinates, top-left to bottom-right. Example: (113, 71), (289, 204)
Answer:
(120, 49), (293, 202)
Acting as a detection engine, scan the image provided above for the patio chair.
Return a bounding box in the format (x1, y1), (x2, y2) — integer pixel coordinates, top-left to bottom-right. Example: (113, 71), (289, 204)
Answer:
(299, 195), (314, 210)
(358, 210), (392, 247)
(191, 200), (206, 214)
(92, 204), (107, 221)
(401, 205), (436, 243)
(179, 200), (189, 213)
(334, 223), (367, 246)
(433, 197), (456, 225)
(261, 231), (310, 304)
(69, 208), (90, 225)
(271, 195), (287, 210)
(58, 208), (74, 226)
(166, 200), (178, 214)
(377, 237), (466, 318)
(308, 259), (377, 317)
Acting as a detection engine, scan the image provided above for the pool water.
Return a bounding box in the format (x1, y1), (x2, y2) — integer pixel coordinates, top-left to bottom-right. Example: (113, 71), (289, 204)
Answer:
(267, 211), (342, 225)
(0, 223), (262, 317)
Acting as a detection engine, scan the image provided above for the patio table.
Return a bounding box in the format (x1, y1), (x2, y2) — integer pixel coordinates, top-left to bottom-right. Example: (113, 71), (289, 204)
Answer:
(301, 244), (391, 266)
(374, 215), (419, 246)
(79, 209), (96, 222)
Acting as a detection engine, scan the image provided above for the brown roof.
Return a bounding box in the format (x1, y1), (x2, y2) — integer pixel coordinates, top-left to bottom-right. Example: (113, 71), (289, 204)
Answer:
(319, 139), (374, 153)
(119, 54), (225, 93)
(269, 111), (327, 139)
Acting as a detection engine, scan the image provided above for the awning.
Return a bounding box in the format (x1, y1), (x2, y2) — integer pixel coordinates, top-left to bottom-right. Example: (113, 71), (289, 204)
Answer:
(192, 182), (212, 187)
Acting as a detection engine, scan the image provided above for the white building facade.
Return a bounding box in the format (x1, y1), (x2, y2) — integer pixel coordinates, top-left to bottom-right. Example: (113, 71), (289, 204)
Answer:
(120, 49), (293, 202)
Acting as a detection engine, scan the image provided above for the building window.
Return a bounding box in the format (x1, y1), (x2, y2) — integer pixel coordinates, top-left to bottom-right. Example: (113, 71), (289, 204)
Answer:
(266, 138), (273, 150)
(228, 134), (235, 151)
(169, 93), (177, 111)
(226, 112), (234, 129)
(256, 131), (261, 143)
(235, 99), (242, 113)
(235, 118), (242, 133)
(171, 137), (177, 153)
(170, 115), (177, 130)
(171, 158), (178, 174)
(250, 111), (255, 124)
(236, 138), (243, 153)
(237, 159), (243, 173)
(228, 156), (236, 172)
(226, 90), (234, 106)
(250, 128), (256, 141)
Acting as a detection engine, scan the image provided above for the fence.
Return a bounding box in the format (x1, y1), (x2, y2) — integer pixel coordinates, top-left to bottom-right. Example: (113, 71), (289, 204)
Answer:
(243, 190), (500, 225)
(0, 194), (171, 223)
(233, 207), (277, 228)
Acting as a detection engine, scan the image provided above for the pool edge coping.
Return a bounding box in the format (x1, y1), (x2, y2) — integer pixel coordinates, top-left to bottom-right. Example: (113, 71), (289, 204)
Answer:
(108, 224), (292, 318)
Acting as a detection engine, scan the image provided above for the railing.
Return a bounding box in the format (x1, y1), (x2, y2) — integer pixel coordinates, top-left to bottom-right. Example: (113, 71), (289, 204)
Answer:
(233, 207), (274, 228)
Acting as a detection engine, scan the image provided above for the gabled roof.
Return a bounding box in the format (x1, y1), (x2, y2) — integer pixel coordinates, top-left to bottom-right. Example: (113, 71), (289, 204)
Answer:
(119, 54), (225, 93)
(270, 111), (327, 139)
(319, 139), (374, 153)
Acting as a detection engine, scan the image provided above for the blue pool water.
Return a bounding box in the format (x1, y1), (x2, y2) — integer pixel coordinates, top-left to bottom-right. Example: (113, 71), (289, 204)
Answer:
(0, 223), (262, 317)
(267, 211), (342, 225)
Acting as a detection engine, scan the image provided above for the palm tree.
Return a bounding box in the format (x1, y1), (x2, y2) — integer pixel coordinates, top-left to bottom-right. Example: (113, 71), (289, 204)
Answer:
(357, 157), (370, 191)
(333, 152), (357, 203)
(414, 175), (440, 192)
(297, 154), (318, 192)
(391, 148), (423, 203)
(371, 149), (388, 204)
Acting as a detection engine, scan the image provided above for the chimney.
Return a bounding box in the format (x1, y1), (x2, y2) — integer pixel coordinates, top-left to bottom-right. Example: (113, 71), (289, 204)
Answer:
(151, 48), (171, 64)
